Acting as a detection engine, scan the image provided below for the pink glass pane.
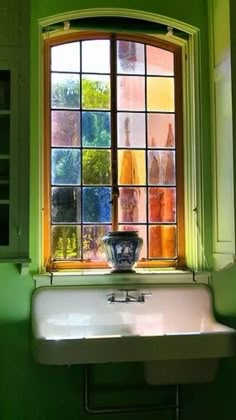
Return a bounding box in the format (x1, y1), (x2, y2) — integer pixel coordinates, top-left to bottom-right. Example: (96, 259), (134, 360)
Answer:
(148, 187), (176, 223)
(117, 76), (145, 111)
(148, 114), (175, 148)
(51, 42), (80, 72)
(119, 224), (147, 260)
(117, 113), (146, 148)
(146, 46), (174, 76)
(149, 225), (176, 258)
(117, 41), (145, 74)
(51, 110), (80, 146)
(118, 150), (146, 185)
(118, 187), (146, 223)
(148, 151), (175, 185)
(147, 77), (174, 112)
(82, 75), (110, 110)
(83, 225), (111, 261)
(82, 40), (110, 73)
(52, 225), (81, 260)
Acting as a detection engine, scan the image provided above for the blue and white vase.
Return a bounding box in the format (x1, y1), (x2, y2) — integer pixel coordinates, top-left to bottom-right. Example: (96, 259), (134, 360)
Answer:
(102, 231), (143, 273)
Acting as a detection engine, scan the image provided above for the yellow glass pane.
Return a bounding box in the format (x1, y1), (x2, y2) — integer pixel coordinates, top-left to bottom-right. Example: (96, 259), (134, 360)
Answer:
(118, 150), (146, 185)
(147, 77), (174, 112)
(149, 225), (176, 258)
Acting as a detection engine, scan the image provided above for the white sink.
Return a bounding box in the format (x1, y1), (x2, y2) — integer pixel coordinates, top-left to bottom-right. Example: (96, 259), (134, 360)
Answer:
(31, 284), (236, 374)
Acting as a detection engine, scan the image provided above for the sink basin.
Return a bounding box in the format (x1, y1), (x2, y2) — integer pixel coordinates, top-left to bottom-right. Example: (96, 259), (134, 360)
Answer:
(31, 284), (236, 370)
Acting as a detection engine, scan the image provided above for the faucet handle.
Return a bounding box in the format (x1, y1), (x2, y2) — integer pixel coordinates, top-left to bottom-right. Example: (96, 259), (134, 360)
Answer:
(107, 293), (115, 303)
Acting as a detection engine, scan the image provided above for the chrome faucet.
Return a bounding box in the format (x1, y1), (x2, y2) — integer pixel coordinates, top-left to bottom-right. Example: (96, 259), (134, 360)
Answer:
(107, 288), (152, 304)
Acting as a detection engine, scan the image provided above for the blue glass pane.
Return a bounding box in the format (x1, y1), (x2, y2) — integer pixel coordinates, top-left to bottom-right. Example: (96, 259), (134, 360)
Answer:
(83, 187), (111, 223)
(51, 149), (81, 185)
(82, 111), (111, 147)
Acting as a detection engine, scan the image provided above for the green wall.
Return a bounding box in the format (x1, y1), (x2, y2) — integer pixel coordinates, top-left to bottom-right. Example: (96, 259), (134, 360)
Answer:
(0, 0), (235, 419)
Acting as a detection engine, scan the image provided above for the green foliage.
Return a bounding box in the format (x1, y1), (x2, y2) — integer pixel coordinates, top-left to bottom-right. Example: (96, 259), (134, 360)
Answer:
(83, 150), (111, 185)
(82, 78), (110, 109)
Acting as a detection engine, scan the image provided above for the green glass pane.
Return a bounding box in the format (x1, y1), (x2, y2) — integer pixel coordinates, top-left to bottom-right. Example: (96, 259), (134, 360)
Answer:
(51, 187), (81, 223)
(83, 225), (111, 261)
(52, 225), (81, 260)
(82, 40), (110, 73)
(0, 115), (10, 154)
(51, 110), (80, 147)
(51, 73), (80, 109)
(82, 150), (111, 185)
(82, 75), (110, 110)
(51, 149), (80, 185)
(82, 112), (111, 147)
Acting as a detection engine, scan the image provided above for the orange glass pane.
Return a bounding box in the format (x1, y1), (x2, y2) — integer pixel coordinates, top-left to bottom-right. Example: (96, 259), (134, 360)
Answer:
(149, 225), (176, 258)
(118, 187), (146, 223)
(117, 41), (145, 74)
(148, 151), (175, 185)
(148, 113), (175, 148)
(147, 77), (174, 112)
(146, 46), (174, 76)
(117, 76), (145, 111)
(148, 187), (176, 223)
(119, 224), (147, 259)
(118, 150), (146, 185)
(82, 40), (110, 74)
(117, 113), (146, 148)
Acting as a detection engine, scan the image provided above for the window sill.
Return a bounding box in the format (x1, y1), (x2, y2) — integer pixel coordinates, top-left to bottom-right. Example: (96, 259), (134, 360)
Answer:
(33, 269), (211, 288)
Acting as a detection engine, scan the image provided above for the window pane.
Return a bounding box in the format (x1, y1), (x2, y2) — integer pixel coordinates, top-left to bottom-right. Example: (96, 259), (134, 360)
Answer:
(51, 42), (80, 72)
(148, 151), (175, 185)
(149, 225), (176, 258)
(149, 187), (176, 223)
(51, 149), (81, 185)
(118, 187), (146, 223)
(118, 150), (146, 185)
(117, 41), (145, 74)
(51, 73), (80, 109)
(52, 225), (81, 260)
(82, 187), (111, 223)
(117, 113), (145, 148)
(147, 77), (174, 112)
(147, 46), (174, 76)
(119, 224), (147, 259)
(117, 76), (145, 111)
(82, 111), (111, 147)
(82, 75), (110, 110)
(82, 40), (110, 73)
(0, 115), (10, 153)
(51, 110), (80, 147)
(82, 150), (111, 185)
(83, 225), (110, 261)
(148, 114), (175, 148)
(51, 187), (81, 223)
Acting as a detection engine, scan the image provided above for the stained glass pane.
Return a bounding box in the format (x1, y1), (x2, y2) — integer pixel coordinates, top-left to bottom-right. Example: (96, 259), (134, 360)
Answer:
(82, 150), (111, 185)
(52, 225), (81, 260)
(82, 112), (111, 147)
(148, 151), (175, 185)
(117, 41), (145, 74)
(117, 113), (145, 148)
(82, 187), (111, 223)
(82, 75), (110, 110)
(51, 73), (80, 109)
(51, 42), (80, 72)
(51, 187), (81, 223)
(118, 150), (146, 185)
(147, 46), (174, 76)
(147, 77), (174, 112)
(117, 76), (145, 111)
(83, 225), (111, 261)
(82, 40), (110, 73)
(51, 110), (80, 147)
(119, 224), (147, 259)
(149, 187), (176, 223)
(148, 114), (175, 148)
(149, 225), (176, 258)
(118, 187), (146, 223)
(51, 149), (81, 185)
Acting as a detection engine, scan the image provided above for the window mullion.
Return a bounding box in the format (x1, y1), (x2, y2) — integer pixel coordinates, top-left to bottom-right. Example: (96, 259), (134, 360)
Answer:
(110, 35), (118, 231)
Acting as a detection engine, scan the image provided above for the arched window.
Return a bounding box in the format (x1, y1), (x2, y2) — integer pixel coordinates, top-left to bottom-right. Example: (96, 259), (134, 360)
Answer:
(43, 32), (184, 270)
